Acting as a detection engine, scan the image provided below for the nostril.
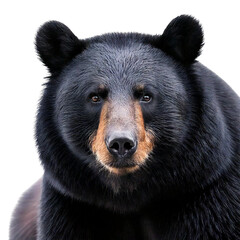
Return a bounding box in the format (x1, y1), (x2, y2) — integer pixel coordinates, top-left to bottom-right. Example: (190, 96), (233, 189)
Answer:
(124, 141), (134, 151)
(110, 142), (120, 152)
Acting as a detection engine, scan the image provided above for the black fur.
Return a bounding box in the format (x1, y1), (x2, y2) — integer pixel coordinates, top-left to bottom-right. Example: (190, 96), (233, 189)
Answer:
(10, 15), (240, 240)
(159, 15), (204, 63)
(36, 21), (86, 74)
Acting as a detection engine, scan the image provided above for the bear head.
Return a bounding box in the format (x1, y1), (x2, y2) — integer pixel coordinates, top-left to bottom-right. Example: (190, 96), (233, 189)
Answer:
(35, 15), (213, 212)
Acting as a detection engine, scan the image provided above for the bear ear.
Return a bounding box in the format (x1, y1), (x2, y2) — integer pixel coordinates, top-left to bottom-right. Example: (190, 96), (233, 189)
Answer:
(156, 15), (204, 63)
(35, 21), (86, 74)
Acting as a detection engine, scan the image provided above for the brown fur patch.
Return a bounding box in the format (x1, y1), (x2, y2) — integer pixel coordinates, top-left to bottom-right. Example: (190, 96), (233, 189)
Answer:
(90, 102), (113, 166)
(90, 101), (154, 175)
(10, 178), (42, 240)
(133, 102), (154, 164)
(135, 84), (144, 92)
(106, 165), (140, 175)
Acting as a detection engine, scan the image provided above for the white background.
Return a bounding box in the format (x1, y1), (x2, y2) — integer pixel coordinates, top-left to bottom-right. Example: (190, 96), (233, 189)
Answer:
(1, 0), (239, 239)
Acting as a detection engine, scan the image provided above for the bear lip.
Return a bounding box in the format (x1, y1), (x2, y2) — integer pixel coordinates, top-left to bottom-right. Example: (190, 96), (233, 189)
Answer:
(105, 165), (140, 175)
(106, 159), (137, 169)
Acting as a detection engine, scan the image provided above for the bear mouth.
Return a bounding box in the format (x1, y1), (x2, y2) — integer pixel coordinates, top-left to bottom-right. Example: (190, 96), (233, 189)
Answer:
(106, 158), (138, 169)
(91, 154), (141, 175)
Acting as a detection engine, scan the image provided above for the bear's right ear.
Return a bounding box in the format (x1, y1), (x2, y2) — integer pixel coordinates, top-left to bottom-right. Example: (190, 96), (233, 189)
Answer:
(36, 21), (86, 74)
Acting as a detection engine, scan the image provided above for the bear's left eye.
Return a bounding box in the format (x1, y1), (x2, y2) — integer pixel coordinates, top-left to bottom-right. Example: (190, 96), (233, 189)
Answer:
(140, 94), (152, 103)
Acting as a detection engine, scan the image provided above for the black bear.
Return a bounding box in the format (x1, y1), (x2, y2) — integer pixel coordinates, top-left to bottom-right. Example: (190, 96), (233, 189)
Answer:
(10, 15), (240, 240)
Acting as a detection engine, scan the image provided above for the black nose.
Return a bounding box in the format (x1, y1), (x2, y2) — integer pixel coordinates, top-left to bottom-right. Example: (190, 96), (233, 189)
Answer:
(106, 134), (137, 158)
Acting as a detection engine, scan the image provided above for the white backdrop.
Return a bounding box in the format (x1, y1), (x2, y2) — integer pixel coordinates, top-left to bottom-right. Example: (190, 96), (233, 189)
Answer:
(1, 0), (239, 239)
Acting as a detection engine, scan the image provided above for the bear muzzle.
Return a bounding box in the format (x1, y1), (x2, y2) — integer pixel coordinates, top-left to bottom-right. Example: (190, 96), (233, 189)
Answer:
(90, 100), (154, 175)
(105, 130), (138, 167)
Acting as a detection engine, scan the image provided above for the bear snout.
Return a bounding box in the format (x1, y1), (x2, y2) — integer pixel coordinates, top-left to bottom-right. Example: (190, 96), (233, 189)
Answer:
(105, 131), (138, 166)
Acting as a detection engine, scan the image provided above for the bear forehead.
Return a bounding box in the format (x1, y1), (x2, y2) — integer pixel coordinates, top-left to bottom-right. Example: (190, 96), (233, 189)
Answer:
(62, 38), (179, 89)
(80, 38), (171, 68)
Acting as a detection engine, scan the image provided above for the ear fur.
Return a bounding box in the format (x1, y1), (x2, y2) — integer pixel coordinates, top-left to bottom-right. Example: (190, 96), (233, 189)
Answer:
(35, 21), (86, 74)
(153, 15), (204, 63)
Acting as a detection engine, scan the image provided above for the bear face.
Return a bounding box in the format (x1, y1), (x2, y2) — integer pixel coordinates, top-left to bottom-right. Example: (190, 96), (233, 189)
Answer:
(55, 42), (188, 174)
(36, 15), (233, 212)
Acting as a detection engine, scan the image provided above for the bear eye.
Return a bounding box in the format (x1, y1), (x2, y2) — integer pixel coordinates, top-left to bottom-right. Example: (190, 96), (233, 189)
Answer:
(91, 95), (101, 103)
(140, 94), (152, 103)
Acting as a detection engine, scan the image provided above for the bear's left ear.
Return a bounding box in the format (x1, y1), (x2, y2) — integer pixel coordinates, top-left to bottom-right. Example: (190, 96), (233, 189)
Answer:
(154, 15), (204, 63)
(36, 21), (86, 74)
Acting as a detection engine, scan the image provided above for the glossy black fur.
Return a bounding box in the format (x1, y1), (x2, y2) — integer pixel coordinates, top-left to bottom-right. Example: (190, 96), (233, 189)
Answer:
(10, 15), (240, 240)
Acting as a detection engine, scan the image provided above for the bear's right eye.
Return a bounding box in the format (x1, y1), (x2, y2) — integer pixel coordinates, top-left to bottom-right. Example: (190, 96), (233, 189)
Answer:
(91, 95), (101, 103)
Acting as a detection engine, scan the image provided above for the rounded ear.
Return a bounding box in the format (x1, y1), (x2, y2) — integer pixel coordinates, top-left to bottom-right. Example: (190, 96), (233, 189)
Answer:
(35, 21), (86, 74)
(153, 15), (204, 63)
